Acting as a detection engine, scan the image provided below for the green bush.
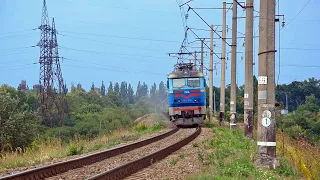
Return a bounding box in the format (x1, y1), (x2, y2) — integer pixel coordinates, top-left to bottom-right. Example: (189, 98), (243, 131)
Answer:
(67, 143), (84, 156)
(285, 125), (306, 140)
(135, 124), (148, 132)
(44, 126), (77, 142)
(204, 122), (214, 128)
(152, 123), (164, 131)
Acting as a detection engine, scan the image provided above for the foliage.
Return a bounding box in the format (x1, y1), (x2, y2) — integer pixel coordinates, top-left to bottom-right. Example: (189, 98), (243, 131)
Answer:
(279, 94), (320, 144)
(187, 127), (299, 180)
(277, 133), (319, 179)
(0, 85), (41, 150)
(276, 78), (320, 112)
(0, 79), (155, 152)
(0, 126), (165, 171)
(134, 124), (148, 132)
(100, 81), (106, 96)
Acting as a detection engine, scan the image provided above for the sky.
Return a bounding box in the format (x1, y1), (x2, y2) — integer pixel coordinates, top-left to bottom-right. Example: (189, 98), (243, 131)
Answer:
(0, 0), (319, 91)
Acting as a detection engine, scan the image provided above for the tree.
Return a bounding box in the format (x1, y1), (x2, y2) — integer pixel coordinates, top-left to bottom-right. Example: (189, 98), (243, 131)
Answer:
(141, 82), (148, 97)
(120, 81), (128, 99)
(157, 81), (166, 103)
(100, 81), (106, 96)
(127, 83), (135, 104)
(150, 83), (157, 102)
(276, 78), (320, 112)
(76, 83), (85, 92)
(108, 82), (113, 94)
(114, 82), (120, 95)
(136, 81), (141, 99)
(91, 82), (95, 92)
(0, 85), (40, 150)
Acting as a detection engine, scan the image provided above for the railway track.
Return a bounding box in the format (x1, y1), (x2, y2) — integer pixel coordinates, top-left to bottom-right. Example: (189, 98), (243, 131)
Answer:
(0, 128), (179, 180)
(1, 127), (200, 180)
(87, 127), (200, 180)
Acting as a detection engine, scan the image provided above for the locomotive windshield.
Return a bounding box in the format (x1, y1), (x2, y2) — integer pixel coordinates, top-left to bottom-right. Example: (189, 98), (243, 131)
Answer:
(172, 78), (200, 88)
(173, 78), (185, 88)
(187, 78), (200, 87)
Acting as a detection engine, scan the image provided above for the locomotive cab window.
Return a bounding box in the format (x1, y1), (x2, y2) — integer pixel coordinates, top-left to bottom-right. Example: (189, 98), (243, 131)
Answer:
(187, 78), (200, 87)
(172, 78), (185, 88)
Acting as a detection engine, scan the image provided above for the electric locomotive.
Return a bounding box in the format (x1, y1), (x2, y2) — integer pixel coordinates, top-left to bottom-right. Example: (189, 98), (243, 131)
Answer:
(167, 63), (206, 126)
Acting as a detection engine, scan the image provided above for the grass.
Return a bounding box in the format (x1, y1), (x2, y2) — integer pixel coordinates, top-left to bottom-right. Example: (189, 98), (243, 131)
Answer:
(170, 158), (179, 166)
(187, 127), (300, 180)
(0, 123), (166, 173)
(277, 133), (320, 179)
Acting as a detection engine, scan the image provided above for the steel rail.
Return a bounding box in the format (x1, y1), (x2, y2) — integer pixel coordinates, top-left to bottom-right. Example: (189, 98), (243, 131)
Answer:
(88, 127), (201, 180)
(0, 128), (179, 180)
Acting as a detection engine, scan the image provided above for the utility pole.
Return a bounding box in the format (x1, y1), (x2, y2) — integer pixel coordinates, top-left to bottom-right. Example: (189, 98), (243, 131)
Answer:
(214, 90), (216, 115)
(230, 0), (237, 129)
(256, 0), (279, 169)
(209, 25), (214, 122)
(244, 0), (254, 138)
(200, 40), (204, 73)
(220, 2), (227, 126)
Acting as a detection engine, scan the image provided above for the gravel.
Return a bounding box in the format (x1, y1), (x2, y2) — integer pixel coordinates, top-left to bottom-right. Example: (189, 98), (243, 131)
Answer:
(124, 127), (213, 180)
(47, 128), (195, 180)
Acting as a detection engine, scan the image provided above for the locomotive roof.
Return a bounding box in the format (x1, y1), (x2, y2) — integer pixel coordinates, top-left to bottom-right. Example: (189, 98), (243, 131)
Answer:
(168, 70), (204, 78)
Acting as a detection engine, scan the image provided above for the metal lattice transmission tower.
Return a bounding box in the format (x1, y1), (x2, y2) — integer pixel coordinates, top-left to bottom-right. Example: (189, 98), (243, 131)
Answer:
(51, 18), (69, 126)
(38, 0), (54, 127)
(37, 0), (68, 127)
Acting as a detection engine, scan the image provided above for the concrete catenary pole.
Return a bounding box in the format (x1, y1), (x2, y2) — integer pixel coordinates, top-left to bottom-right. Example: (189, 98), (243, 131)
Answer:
(214, 90), (216, 115)
(220, 2), (227, 126)
(200, 40), (204, 73)
(209, 25), (214, 122)
(244, 0), (254, 138)
(256, 0), (279, 168)
(230, 0), (237, 129)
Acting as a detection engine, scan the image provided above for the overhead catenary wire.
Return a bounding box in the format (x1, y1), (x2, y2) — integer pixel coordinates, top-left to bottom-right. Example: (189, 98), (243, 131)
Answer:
(186, 5), (231, 47)
(283, 0), (311, 29)
(188, 27), (221, 60)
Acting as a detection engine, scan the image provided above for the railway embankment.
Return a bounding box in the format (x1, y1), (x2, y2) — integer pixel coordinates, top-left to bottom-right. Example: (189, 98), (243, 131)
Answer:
(0, 113), (170, 176)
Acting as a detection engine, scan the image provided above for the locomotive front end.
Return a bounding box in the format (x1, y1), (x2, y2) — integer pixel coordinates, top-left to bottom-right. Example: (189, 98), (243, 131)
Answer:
(167, 63), (206, 126)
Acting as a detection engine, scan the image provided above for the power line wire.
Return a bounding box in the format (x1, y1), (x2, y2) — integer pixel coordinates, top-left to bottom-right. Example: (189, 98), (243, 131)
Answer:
(59, 30), (181, 43)
(58, 46), (168, 60)
(57, 33), (164, 53)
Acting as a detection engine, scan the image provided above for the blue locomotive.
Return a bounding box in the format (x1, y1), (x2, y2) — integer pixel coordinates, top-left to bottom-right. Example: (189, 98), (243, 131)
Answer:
(167, 63), (206, 126)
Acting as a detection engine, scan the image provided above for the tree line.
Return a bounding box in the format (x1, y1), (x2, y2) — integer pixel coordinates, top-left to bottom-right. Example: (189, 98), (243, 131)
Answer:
(0, 80), (167, 151)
